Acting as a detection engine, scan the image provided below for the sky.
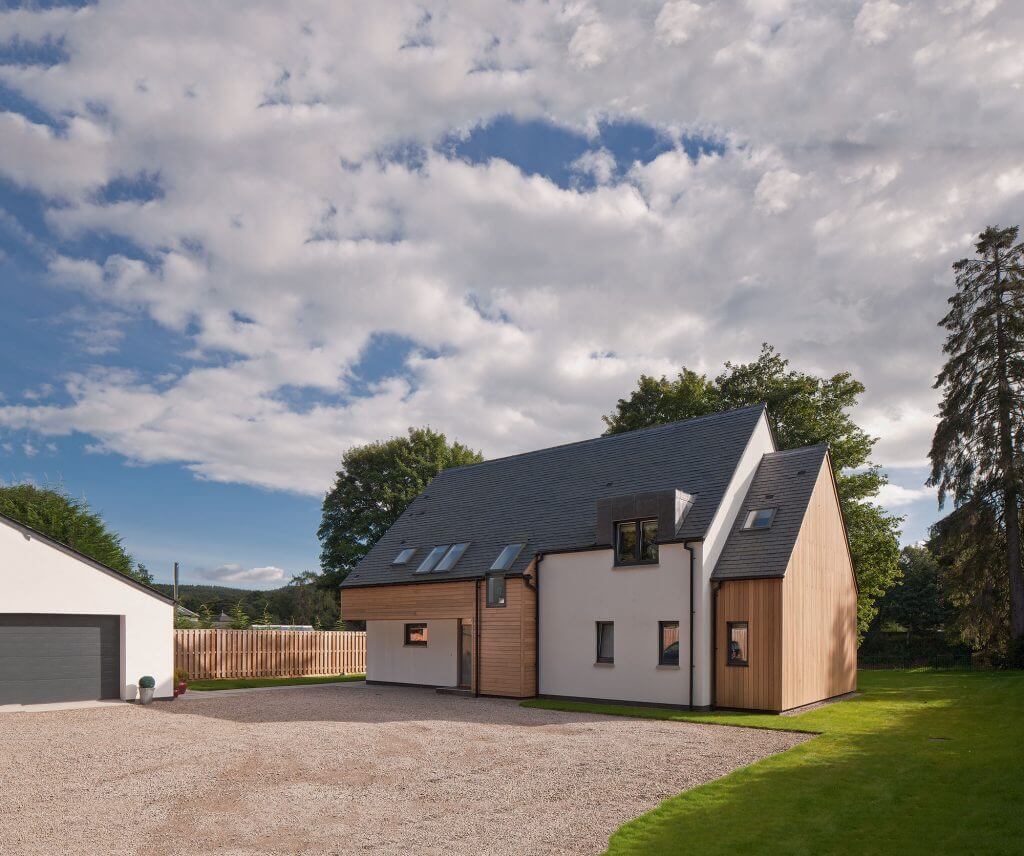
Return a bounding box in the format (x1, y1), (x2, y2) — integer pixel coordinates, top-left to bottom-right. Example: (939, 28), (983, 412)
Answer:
(1, 0), (1022, 589)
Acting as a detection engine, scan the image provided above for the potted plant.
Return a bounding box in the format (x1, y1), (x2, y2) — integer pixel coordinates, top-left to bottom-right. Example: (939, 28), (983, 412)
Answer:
(174, 668), (189, 697)
(138, 675), (156, 705)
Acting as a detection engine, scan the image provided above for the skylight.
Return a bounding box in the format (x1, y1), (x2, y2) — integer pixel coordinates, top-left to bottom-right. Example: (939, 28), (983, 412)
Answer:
(743, 508), (777, 530)
(435, 542), (470, 572)
(490, 543), (524, 571)
(392, 548), (417, 565)
(415, 545), (450, 573)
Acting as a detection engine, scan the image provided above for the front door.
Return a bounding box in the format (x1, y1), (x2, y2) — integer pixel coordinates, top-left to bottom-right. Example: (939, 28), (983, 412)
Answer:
(458, 621), (472, 689)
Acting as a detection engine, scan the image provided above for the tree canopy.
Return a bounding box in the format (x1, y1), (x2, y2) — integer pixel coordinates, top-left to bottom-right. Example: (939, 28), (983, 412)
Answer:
(0, 483), (152, 584)
(874, 545), (949, 635)
(317, 427), (483, 589)
(929, 225), (1024, 643)
(604, 344), (902, 637)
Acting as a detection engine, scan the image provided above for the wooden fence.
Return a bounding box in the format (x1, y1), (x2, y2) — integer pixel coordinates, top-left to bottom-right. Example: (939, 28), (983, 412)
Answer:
(175, 629), (365, 680)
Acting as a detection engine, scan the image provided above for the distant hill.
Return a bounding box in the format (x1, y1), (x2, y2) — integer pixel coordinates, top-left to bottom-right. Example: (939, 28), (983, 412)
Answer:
(157, 581), (340, 627)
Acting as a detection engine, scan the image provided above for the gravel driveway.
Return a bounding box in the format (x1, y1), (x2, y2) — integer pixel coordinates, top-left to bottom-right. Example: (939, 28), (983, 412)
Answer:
(0, 682), (808, 855)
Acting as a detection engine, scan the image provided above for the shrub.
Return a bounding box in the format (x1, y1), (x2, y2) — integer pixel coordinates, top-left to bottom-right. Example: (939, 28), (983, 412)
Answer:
(174, 668), (189, 684)
(139, 675), (156, 689)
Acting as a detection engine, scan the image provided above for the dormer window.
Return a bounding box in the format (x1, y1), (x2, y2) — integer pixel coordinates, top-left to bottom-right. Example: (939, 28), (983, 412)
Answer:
(615, 519), (659, 566)
(743, 508), (777, 530)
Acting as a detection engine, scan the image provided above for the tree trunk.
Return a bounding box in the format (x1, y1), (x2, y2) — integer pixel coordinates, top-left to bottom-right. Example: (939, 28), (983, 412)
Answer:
(994, 251), (1024, 640)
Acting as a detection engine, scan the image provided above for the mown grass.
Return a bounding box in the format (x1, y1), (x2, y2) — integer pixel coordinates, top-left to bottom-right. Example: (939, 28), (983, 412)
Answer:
(187, 674), (365, 691)
(523, 670), (1024, 855)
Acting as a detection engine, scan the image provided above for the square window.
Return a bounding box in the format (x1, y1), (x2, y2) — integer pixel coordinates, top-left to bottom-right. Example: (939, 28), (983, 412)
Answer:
(659, 621), (679, 666)
(615, 519), (659, 565)
(727, 621), (749, 666)
(743, 508), (777, 530)
(486, 574), (506, 607)
(404, 623), (428, 646)
(596, 621), (614, 664)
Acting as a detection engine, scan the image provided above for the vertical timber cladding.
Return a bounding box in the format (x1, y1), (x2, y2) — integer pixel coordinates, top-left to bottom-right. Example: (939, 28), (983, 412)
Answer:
(781, 458), (859, 710)
(715, 578), (783, 712)
(478, 571), (537, 698)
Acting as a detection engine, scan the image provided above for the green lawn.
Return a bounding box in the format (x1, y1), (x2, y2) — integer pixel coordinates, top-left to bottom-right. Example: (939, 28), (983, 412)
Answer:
(187, 674), (365, 691)
(523, 670), (1024, 855)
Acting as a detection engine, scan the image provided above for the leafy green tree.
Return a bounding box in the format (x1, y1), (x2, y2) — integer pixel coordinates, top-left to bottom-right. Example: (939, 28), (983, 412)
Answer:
(228, 601), (250, 629)
(929, 500), (1009, 656)
(929, 225), (1024, 645)
(318, 427), (483, 589)
(197, 603), (215, 629)
(0, 483), (152, 584)
(260, 603), (274, 626)
(604, 344), (902, 637)
(174, 610), (197, 629)
(874, 546), (949, 634)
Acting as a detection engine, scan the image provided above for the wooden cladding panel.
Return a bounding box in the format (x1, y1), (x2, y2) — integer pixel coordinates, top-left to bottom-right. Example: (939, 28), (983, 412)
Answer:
(478, 572), (536, 698)
(715, 578), (783, 712)
(341, 580), (475, 621)
(781, 459), (858, 710)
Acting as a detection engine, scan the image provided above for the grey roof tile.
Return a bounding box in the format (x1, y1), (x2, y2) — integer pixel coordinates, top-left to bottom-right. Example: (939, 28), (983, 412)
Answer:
(342, 404), (768, 588)
(711, 444), (829, 581)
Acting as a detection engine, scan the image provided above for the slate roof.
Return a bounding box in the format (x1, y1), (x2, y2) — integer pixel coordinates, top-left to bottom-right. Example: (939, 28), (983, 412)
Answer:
(711, 444), (829, 581)
(342, 404), (769, 588)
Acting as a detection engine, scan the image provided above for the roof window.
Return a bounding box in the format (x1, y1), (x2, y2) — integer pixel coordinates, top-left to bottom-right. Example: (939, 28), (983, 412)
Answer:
(415, 545), (450, 573)
(490, 543), (524, 572)
(392, 548), (417, 565)
(435, 542), (469, 572)
(743, 508), (777, 530)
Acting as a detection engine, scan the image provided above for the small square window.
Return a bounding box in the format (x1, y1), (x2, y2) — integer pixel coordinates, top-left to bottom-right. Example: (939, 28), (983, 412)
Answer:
(727, 621), (749, 666)
(392, 548), (416, 565)
(404, 623), (428, 646)
(486, 574), (506, 607)
(659, 621), (679, 666)
(743, 508), (777, 530)
(596, 621), (614, 664)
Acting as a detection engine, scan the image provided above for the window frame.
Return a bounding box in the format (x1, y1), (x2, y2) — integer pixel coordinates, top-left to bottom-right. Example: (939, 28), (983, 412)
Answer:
(404, 622), (428, 647)
(415, 545), (450, 574)
(435, 542), (470, 572)
(596, 620), (615, 664)
(490, 543), (524, 572)
(658, 620), (680, 667)
(742, 507), (777, 531)
(614, 518), (660, 567)
(391, 547), (417, 566)
(726, 621), (749, 667)
(486, 574), (507, 608)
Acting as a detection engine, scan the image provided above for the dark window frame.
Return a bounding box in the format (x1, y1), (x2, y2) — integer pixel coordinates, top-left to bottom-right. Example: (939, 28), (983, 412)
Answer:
(404, 622), (428, 647)
(658, 620), (680, 666)
(486, 574), (507, 608)
(727, 621), (749, 667)
(596, 620), (615, 664)
(614, 518), (660, 566)
(742, 507), (778, 531)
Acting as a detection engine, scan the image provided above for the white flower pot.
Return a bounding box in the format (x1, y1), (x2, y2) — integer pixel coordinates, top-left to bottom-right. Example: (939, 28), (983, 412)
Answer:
(139, 687), (155, 705)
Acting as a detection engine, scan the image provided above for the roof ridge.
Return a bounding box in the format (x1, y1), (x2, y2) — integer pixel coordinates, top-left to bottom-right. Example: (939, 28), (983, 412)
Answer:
(762, 443), (829, 459)
(438, 403), (768, 476)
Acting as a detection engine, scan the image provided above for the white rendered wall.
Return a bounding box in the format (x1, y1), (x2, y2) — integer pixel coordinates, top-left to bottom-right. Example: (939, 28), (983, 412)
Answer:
(539, 544), (692, 706)
(366, 619), (458, 687)
(0, 517), (174, 700)
(692, 411), (776, 706)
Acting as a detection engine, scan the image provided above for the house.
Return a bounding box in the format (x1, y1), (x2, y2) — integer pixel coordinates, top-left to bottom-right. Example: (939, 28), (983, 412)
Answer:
(0, 511), (175, 705)
(176, 604), (201, 623)
(340, 404), (858, 713)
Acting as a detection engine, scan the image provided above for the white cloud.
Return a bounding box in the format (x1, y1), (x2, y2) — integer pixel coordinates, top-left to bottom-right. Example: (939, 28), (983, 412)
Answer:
(0, 0), (1020, 508)
(876, 482), (938, 508)
(198, 563), (288, 586)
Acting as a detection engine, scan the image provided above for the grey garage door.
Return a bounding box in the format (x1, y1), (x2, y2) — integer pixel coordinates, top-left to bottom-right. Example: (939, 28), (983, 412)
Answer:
(0, 614), (120, 705)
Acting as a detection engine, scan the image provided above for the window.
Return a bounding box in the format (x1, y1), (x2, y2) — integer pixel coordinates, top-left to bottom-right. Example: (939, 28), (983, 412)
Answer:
(727, 621), (749, 666)
(596, 621), (614, 664)
(415, 545), (449, 573)
(435, 542), (469, 572)
(486, 574), (506, 607)
(659, 621), (680, 666)
(491, 543), (524, 571)
(404, 623), (428, 646)
(392, 548), (416, 565)
(615, 519), (659, 565)
(743, 508), (777, 530)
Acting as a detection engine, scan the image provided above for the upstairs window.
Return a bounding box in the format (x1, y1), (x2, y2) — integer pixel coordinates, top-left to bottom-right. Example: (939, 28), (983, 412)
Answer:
(727, 621), (749, 666)
(615, 519), (659, 565)
(743, 508), (777, 530)
(486, 574), (506, 607)
(491, 543), (524, 571)
(596, 621), (614, 664)
(415, 545), (449, 573)
(392, 548), (417, 565)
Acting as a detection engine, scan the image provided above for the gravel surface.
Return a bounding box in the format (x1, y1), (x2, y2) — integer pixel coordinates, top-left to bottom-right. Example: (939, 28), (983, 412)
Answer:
(0, 682), (808, 855)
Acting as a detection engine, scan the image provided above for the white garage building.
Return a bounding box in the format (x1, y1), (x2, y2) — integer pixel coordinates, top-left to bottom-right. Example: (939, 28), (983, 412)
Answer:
(0, 512), (175, 705)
